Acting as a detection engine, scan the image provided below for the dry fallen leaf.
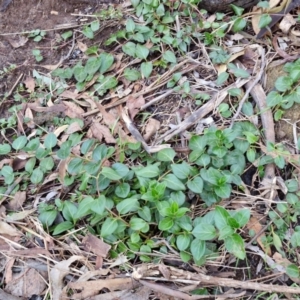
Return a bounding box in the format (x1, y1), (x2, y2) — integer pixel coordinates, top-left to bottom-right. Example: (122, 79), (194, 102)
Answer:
(126, 95), (145, 119)
(6, 191), (26, 211)
(90, 122), (116, 144)
(82, 234), (111, 258)
(5, 268), (47, 298)
(63, 101), (85, 119)
(0, 221), (20, 237)
(23, 76), (35, 92)
(143, 118), (160, 142)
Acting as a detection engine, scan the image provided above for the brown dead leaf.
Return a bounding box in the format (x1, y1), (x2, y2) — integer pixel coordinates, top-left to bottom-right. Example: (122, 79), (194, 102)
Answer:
(60, 90), (79, 100)
(65, 277), (141, 299)
(50, 256), (86, 300)
(25, 107), (35, 128)
(90, 122), (116, 144)
(4, 258), (15, 284)
(279, 13), (296, 34)
(6, 191), (26, 211)
(82, 234), (111, 258)
(6, 35), (28, 48)
(251, 7), (263, 35)
(27, 102), (66, 114)
(143, 118), (161, 142)
(66, 122), (83, 134)
(158, 264), (170, 280)
(63, 101), (84, 119)
(58, 159), (69, 183)
(77, 41), (88, 52)
(0, 222), (20, 236)
(53, 124), (68, 137)
(126, 95), (145, 119)
(246, 217), (271, 256)
(5, 268), (47, 298)
(23, 77), (35, 92)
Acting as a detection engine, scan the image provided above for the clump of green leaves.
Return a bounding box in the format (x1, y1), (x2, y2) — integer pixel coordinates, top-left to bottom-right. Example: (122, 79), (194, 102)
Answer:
(28, 29), (46, 42)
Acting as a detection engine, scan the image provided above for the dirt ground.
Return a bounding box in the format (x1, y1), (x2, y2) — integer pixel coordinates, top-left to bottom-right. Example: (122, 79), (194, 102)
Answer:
(0, 0), (111, 95)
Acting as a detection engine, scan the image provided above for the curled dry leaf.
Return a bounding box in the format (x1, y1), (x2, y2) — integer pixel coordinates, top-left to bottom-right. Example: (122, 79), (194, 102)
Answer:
(50, 255), (86, 300)
(90, 122), (116, 144)
(82, 234), (111, 258)
(5, 268), (47, 298)
(0, 221), (20, 237)
(6, 35), (28, 48)
(143, 118), (160, 142)
(6, 191), (26, 211)
(126, 95), (145, 119)
(25, 107), (35, 129)
(279, 13), (296, 34)
(62, 101), (84, 119)
(23, 76), (35, 92)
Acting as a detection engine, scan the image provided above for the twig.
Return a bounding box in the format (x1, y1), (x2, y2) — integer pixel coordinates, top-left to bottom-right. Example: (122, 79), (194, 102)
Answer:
(230, 47), (265, 128)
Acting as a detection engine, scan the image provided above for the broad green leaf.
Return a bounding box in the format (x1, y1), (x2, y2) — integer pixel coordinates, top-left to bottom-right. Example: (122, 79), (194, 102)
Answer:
(99, 53), (114, 74)
(40, 156), (54, 171)
(275, 76), (293, 92)
(157, 148), (176, 162)
(192, 224), (217, 240)
(190, 239), (206, 261)
(112, 163), (129, 178)
(135, 44), (149, 60)
(214, 206), (230, 229)
(0, 143), (11, 155)
(258, 14), (272, 29)
(90, 20), (100, 31)
(266, 91), (283, 107)
(81, 139), (95, 155)
(123, 68), (141, 81)
(67, 158), (83, 175)
(176, 234), (191, 251)
(12, 136), (27, 150)
(62, 201), (77, 222)
(163, 174), (186, 191)
(91, 195), (106, 215)
(101, 167), (122, 180)
(1, 165), (14, 184)
(187, 177), (203, 193)
(233, 17), (246, 32)
(224, 233), (246, 260)
(215, 183), (231, 198)
(233, 209), (250, 228)
(39, 210), (57, 227)
(158, 217), (174, 231)
(219, 225), (234, 240)
(135, 165), (160, 178)
(75, 196), (94, 219)
(138, 206), (152, 222)
(286, 264), (300, 278)
(53, 221), (74, 235)
(30, 168), (44, 184)
(171, 162), (191, 179)
(56, 141), (72, 159)
(291, 232), (300, 247)
(126, 18), (135, 32)
(83, 26), (94, 39)
(115, 182), (130, 198)
(44, 133), (57, 149)
(25, 157), (36, 173)
(130, 217), (149, 232)
(163, 50), (177, 63)
(216, 72), (229, 86)
(141, 62), (153, 78)
(122, 42), (136, 57)
(189, 135), (207, 151)
(100, 217), (118, 237)
(116, 197), (140, 214)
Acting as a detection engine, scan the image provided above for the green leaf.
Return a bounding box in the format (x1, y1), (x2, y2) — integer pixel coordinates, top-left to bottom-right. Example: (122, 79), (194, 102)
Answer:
(163, 50), (177, 63)
(171, 162), (191, 179)
(126, 18), (135, 32)
(196, 154), (210, 167)
(30, 168), (44, 184)
(190, 239), (206, 261)
(75, 196), (94, 219)
(12, 136), (27, 150)
(192, 224), (217, 240)
(99, 53), (114, 74)
(91, 20), (100, 32)
(275, 76), (293, 92)
(291, 232), (300, 247)
(215, 183), (231, 198)
(233, 17), (246, 32)
(246, 148), (256, 162)
(258, 14), (272, 29)
(274, 155), (285, 169)
(158, 217), (174, 231)
(91, 195), (106, 215)
(233, 209), (250, 228)
(39, 210), (57, 227)
(214, 206), (230, 229)
(157, 148), (176, 161)
(101, 217), (118, 237)
(163, 174), (186, 191)
(83, 26), (94, 39)
(286, 264), (300, 278)
(112, 163), (129, 178)
(115, 182), (130, 198)
(56, 141), (71, 159)
(122, 42), (136, 57)
(130, 217), (149, 232)
(224, 233), (246, 260)
(40, 156), (54, 171)
(44, 133), (57, 149)
(0, 143), (11, 155)
(141, 62), (153, 78)
(180, 251), (191, 263)
(189, 135), (207, 151)
(101, 167), (122, 180)
(135, 165), (160, 178)
(136, 44), (149, 60)
(67, 158), (83, 175)
(116, 197), (140, 214)
(1, 165), (14, 184)
(123, 68), (141, 81)
(25, 157), (36, 173)
(219, 225), (234, 240)
(53, 221), (74, 235)
(266, 91), (283, 107)
(231, 67), (250, 79)
(216, 72), (229, 86)
(187, 177), (203, 193)
(176, 234), (191, 251)
(73, 63), (88, 83)
(62, 201), (77, 222)
(138, 206), (152, 222)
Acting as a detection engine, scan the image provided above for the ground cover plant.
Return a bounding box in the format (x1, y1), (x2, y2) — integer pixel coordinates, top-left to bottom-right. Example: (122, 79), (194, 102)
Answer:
(1, 0), (300, 299)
